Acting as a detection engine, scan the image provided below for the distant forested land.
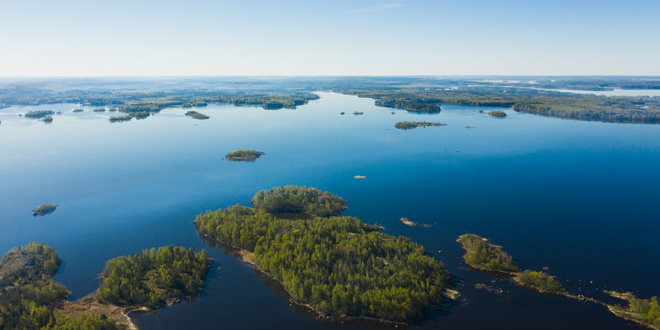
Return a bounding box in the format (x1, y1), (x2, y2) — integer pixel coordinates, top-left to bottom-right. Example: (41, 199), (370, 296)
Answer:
(336, 86), (660, 124)
(194, 187), (451, 323)
(0, 243), (121, 330)
(97, 246), (211, 309)
(0, 88), (319, 120)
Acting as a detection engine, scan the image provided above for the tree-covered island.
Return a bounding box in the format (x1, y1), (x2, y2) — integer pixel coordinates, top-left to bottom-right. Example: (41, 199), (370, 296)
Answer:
(108, 115), (132, 123)
(225, 149), (265, 162)
(194, 186), (452, 324)
(394, 121), (447, 130)
(514, 270), (566, 294)
(32, 203), (57, 216)
(457, 234), (519, 273)
(41, 116), (53, 123)
(458, 233), (565, 293)
(97, 246), (211, 309)
(0, 243), (123, 330)
(185, 110), (210, 120)
(24, 110), (54, 119)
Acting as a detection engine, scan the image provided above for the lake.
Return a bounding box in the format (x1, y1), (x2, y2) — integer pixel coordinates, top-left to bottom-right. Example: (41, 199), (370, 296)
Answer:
(1, 92), (658, 329)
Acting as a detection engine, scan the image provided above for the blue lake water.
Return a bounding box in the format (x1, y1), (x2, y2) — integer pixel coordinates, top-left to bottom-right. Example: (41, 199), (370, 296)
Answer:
(1, 92), (659, 329)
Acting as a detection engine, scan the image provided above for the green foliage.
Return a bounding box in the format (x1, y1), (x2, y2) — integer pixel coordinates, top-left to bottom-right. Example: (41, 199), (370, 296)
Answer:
(185, 111), (210, 120)
(394, 121), (447, 130)
(97, 246), (211, 309)
(0, 243), (120, 330)
(42, 116), (54, 123)
(250, 185), (347, 217)
(93, 108), (106, 112)
(48, 313), (120, 330)
(515, 270), (566, 294)
(629, 296), (660, 327)
(225, 149), (264, 162)
(194, 204), (451, 323)
(24, 110), (54, 119)
(457, 234), (519, 273)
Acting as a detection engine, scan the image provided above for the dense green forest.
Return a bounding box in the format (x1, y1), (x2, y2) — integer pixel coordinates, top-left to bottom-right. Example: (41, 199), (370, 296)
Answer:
(194, 202), (451, 323)
(97, 246), (211, 309)
(514, 271), (566, 294)
(250, 185), (348, 217)
(0, 243), (121, 330)
(225, 149), (264, 162)
(394, 121), (447, 130)
(185, 110), (210, 120)
(457, 234), (519, 273)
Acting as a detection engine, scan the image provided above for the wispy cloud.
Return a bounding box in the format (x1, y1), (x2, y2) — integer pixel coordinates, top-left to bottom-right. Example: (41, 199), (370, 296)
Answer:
(350, 3), (403, 13)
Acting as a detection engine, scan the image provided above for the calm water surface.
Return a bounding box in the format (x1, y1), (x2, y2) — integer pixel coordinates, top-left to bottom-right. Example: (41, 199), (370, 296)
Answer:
(1, 92), (659, 329)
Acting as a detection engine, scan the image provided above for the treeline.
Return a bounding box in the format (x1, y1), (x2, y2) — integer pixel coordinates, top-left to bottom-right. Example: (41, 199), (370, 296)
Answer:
(250, 185), (348, 217)
(194, 203), (451, 323)
(97, 246), (211, 309)
(0, 243), (121, 330)
(336, 86), (660, 124)
(457, 234), (519, 273)
(0, 89), (319, 120)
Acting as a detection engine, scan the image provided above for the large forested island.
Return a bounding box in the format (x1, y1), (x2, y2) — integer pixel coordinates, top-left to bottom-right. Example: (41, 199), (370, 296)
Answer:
(97, 246), (211, 309)
(0, 243), (122, 330)
(194, 186), (452, 323)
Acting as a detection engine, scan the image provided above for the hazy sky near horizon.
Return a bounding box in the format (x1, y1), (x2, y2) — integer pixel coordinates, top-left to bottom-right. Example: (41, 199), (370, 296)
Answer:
(1, 0), (659, 76)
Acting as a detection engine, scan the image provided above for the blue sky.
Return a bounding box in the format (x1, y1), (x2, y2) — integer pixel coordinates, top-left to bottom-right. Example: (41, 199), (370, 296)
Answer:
(0, 0), (658, 76)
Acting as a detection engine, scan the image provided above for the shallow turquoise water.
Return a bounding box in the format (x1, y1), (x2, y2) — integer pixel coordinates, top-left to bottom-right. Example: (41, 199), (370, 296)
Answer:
(1, 92), (658, 329)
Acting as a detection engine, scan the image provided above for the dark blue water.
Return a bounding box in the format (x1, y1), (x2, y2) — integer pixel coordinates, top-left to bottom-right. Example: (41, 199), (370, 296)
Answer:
(1, 92), (658, 329)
